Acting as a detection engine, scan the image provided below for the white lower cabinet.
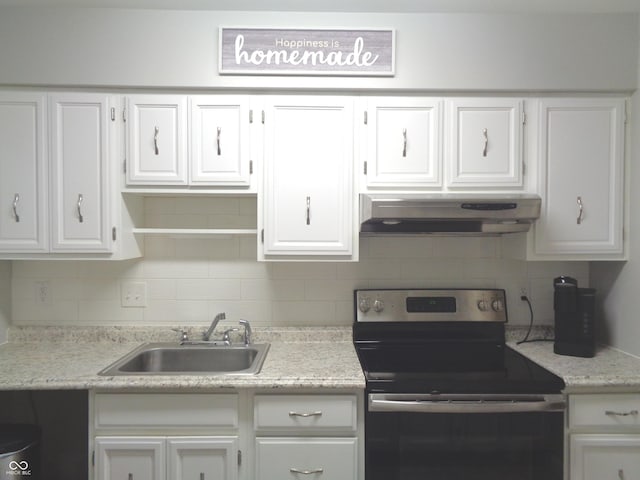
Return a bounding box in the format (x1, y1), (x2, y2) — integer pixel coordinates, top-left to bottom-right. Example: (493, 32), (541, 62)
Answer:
(568, 393), (640, 480)
(92, 393), (240, 480)
(256, 438), (357, 480)
(253, 394), (362, 480)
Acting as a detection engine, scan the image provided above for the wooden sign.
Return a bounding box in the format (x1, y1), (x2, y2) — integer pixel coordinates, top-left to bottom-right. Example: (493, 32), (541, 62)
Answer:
(219, 28), (395, 76)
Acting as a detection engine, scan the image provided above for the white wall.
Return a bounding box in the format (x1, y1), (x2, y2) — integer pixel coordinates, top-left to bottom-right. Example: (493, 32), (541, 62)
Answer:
(0, 8), (636, 91)
(10, 197), (588, 329)
(590, 17), (640, 357)
(0, 262), (11, 343)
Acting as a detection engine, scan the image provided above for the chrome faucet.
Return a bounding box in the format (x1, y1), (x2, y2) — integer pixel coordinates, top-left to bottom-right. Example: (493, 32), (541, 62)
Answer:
(239, 319), (252, 346)
(203, 312), (225, 341)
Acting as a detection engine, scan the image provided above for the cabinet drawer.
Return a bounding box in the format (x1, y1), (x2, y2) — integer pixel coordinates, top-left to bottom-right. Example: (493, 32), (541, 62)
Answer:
(570, 394), (640, 429)
(94, 393), (238, 430)
(254, 395), (357, 433)
(256, 438), (357, 480)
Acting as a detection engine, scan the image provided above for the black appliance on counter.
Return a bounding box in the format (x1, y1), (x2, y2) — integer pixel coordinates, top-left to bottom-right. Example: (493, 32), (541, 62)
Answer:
(553, 276), (596, 358)
(353, 288), (566, 480)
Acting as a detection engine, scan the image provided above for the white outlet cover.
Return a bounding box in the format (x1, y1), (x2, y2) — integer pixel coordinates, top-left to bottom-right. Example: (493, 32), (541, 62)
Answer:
(121, 281), (147, 308)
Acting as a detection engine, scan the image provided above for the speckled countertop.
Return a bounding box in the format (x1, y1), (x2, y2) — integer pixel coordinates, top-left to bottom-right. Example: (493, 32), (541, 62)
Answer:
(1, 326), (639, 393)
(0, 326), (365, 391)
(509, 337), (640, 393)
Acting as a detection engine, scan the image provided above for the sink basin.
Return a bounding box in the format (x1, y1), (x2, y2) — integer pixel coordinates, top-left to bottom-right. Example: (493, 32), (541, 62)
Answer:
(98, 342), (269, 376)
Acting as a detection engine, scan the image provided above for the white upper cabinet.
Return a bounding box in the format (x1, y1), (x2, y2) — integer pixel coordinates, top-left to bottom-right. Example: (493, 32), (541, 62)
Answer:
(127, 94), (188, 185)
(447, 98), (524, 188)
(532, 98), (625, 259)
(190, 95), (252, 187)
(362, 97), (442, 188)
(49, 93), (113, 252)
(0, 92), (47, 252)
(261, 96), (356, 259)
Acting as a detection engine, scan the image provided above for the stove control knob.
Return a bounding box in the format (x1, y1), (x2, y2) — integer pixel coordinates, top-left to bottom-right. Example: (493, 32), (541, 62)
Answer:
(477, 300), (490, 312)
(373, 299), (385, 313)
(492, 299), (504, 312)
(359, 297), (371, 313)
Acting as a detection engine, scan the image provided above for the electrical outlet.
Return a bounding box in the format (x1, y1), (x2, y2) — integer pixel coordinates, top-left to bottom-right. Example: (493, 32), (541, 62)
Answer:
(121, 281), (147, 308)
(34, 280), (51, 306)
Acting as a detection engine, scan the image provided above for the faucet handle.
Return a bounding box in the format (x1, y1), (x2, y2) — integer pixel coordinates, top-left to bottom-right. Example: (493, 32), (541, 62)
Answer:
(222, 327), (239, 346)
(239, 319), (252, 346)
(171, 328), (189, 343)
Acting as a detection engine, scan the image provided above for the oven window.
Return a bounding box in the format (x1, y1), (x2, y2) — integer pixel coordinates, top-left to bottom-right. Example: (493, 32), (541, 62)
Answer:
(365, 410), (563, 480)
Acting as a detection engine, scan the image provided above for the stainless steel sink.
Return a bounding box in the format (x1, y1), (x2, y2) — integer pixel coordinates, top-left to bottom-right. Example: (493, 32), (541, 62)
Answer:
(98, 342), (269, 376)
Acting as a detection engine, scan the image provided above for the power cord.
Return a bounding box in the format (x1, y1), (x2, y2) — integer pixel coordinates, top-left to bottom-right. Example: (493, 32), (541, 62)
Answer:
(517, 295), (555, 345)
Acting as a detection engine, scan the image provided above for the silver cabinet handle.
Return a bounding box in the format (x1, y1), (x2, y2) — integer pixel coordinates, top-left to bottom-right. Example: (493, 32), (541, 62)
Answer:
(12, 193), (20, 223)
(576, 196), (584, 225)
(306, 196), (311, 225)
(217, 126), (222, 156)
(290, 468), (324, 475)
(200, 473), (205, 480)
(619, 469), (624, 480)
(402, 128), (407, 157)
(128, 474), (133, 480)
(154, 126), (159, 155)
(605, 409), (638, 416)
(77, 194), (84, 223)
(289, 411), (322, 418)
(482, 128), (488, 157)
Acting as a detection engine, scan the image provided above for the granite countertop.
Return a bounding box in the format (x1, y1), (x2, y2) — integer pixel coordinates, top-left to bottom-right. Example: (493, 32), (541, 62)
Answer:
(509, 339), (640, 393)
(0, 326), (365, 391)
(2, 326), (640, 393)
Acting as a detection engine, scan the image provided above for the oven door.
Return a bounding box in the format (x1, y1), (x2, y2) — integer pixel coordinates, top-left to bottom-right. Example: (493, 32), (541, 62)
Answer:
(366, 393), (565, 480)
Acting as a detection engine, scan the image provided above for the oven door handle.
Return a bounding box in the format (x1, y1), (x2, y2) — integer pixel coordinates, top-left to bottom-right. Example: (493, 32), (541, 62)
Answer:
(369, 394), (566, 414)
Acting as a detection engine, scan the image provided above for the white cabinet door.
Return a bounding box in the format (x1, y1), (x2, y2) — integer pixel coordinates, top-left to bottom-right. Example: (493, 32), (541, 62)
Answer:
(533, 98), (625, 257)
(570, 434), (640, 480)
(127, 95), (188, 185)
(190, 95), (252, 187)
(0, 92), (47, 252)
(448, 98), (523, 188)
(262, 96), (354, 257)
(256, 438), (358, 480)
(167, 437), (238, 480)
(49, 93), (113, 252)
(95, 437), (165, 480)
(363, 97), (442, 188)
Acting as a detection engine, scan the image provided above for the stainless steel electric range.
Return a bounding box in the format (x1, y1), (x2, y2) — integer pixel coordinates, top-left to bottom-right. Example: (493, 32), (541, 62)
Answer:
(353, 288), (566, 480)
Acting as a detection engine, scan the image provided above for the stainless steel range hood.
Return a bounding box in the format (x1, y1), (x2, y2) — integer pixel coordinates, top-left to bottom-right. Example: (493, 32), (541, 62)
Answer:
(360, 193), (541, 235)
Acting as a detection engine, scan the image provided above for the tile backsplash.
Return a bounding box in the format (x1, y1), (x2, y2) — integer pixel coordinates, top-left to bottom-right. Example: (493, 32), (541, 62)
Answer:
(10, 197), (589, 328)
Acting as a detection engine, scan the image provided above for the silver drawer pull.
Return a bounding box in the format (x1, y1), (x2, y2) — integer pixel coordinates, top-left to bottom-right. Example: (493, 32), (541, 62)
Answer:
(77, 194), (84, 223)
(128, 474), (133, 480)
(576, 196), (584, 225)
(402, 128), (407, 157)
(290, 467), (324, 475)
(12, 193), (20, 223)
(154, 126), (159, 155)
(482, 128), (488, 157)
(605, 409), (638, 417)
(619, 469), (624, 480)
(217, 126), (222, 155)
(200, 473), (205, 480)
(306, 196), (311, 225)
(289, 411), (322, 418)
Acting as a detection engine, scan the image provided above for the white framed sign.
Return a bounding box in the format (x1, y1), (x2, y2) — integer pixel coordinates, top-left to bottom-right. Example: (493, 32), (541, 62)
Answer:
(219, 27), (395, 76)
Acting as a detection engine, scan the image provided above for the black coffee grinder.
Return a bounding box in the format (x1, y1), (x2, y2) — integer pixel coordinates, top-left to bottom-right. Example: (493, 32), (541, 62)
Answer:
(553, 276), (596, 358)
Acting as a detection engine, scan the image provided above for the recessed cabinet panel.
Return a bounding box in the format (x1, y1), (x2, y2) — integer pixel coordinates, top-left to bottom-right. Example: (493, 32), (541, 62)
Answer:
(365, 97), (442, 188)
(448, 98), (523, 187)
(191, 96), (251, 186)
(0, 93), (47, 252)
(49, 94), (112, 252)
(167, 437), (238, 480)
(127, 95), (188, 185)
(263, 96), (354, 256)
(95, 436), (165, 480)
(570, 434), (640, 480)
(534, 99), (624, 257)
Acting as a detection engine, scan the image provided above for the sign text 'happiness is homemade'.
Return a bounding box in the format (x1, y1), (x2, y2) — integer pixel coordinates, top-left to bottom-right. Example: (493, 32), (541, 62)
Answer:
(219, 28), (395, 76)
